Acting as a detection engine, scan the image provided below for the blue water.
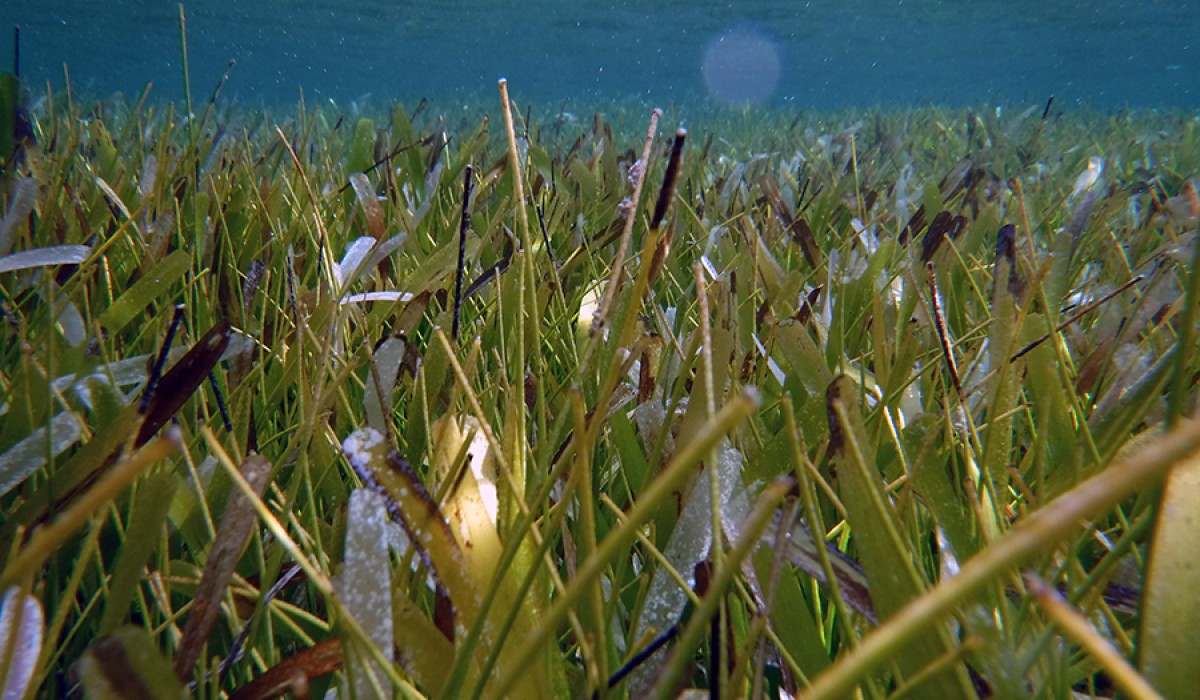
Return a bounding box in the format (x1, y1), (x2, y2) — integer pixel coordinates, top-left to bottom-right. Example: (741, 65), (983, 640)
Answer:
(1, 1), (1197, 109)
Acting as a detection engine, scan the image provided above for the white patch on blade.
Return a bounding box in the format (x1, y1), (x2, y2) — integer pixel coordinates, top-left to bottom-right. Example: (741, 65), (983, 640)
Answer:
(340, 291), (414, 305)
(0, 412), (85, 498)
(0, 587), (43, 700)
(139, 154), (157, 199)
(636, 467), (714, 652)
(364, 232), (408, 272)
(342, 427), (386, 470)
(705, 223), (727, 255)
(817, 251), (835, 335)
(365, 336), (406, 433)
(1070, 156), (1104, 202)
(886, 273), (905, 307)
(752, 332), (786, 386)
(195, 456), (218, 490)
(463, 417), (498, 525)
(339, 489), (394, 697)
(0, 177), (39, 256)
(385, 520), (410, 558)
(899, 380), (924, 427)
(56, 298), (87, 348)
(412, 160), (444, 227)
(634, 401), (672, 458)
(894, 162), (916, 223)
(47, 351), (178, 411)
(936, 526), (960, 579)
(218, 331), (257, 364)
(715, 441), (752, 545)
(577, 281), (605, 333)
(334, 236), (377, 289)
(631, 439), (749, 692)
(0, 245), (92, 273)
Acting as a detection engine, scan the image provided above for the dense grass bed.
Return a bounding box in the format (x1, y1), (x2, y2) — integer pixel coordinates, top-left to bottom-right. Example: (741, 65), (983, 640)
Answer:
(1, 83), (1199, 699)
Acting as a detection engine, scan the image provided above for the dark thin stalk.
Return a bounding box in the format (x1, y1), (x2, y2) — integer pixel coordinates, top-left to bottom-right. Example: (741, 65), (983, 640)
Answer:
(334, 136), (427, 194)
(650, 128), (687, 230)
(140, 304), (186, 414)
(452, 164), (474, 340)
(177, 4), (194, 127)
(1010, 274), (1144, 362)
(535, 200), (555, 265)
(605, 624), (680, 690)
(178, 4), (201, 245)
(135, 321), (232, 447)
(208, 373), (232, 432)
(1019, 95), (1055, 166)
(219, 564), (304, 685)
(927, 263), (964, 400)
(591, 108), (661, 333)
(796, 160), (811, 211)
(12, 25), (18, 77)
(285, 246), (303, 339)
(462, 254), (511, 299)
(195, 59), (236, 135)
(1042, 95), (1055, 120)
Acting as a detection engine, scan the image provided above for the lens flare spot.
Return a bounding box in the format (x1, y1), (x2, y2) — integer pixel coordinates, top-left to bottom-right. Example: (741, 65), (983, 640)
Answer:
(702, 26), (782, 104)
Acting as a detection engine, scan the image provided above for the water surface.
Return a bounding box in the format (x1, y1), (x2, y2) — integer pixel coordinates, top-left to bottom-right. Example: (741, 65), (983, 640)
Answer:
(0, 1), (1195, 109)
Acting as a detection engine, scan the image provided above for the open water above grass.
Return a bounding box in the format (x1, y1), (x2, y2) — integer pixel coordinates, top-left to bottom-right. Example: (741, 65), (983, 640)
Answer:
(1, 0), (1197, 110)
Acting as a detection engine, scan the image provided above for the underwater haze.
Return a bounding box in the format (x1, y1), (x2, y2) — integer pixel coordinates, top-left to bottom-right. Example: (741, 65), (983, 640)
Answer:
(1, 0), (1197, 109)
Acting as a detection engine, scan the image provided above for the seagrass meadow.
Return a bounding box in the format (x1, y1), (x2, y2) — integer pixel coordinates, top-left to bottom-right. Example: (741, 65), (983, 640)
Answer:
(2, 79), (1200, 700)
